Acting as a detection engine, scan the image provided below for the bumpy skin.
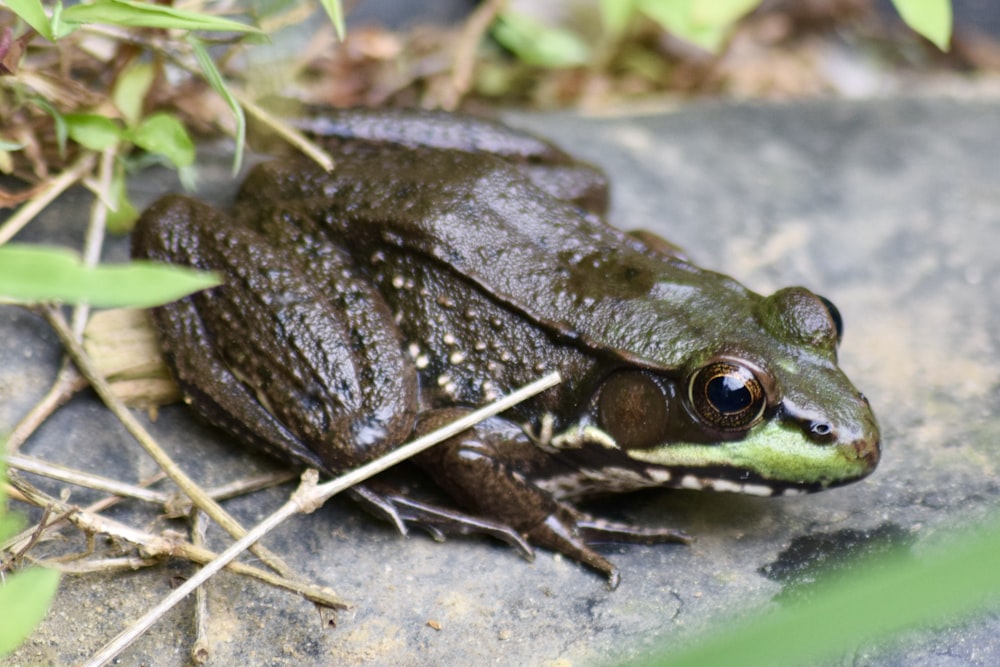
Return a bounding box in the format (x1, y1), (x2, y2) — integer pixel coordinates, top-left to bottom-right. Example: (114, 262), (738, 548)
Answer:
(133, 108), (880, 585)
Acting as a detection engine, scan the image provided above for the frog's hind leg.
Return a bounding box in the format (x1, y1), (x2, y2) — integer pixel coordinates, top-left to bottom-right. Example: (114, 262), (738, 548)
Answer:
(409, 409), (688, 588)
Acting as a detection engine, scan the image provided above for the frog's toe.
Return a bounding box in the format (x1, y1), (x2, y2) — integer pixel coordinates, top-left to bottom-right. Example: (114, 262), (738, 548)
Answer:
(350, 486), (535, 558)
(525, 514), (621, 589)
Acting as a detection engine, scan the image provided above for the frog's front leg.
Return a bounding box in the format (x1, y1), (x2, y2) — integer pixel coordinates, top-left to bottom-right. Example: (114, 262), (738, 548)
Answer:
(411, 410), (690, 588)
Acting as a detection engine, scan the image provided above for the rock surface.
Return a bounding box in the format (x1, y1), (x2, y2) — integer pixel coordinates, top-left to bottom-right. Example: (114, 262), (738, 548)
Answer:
(3, 97), (999, 665)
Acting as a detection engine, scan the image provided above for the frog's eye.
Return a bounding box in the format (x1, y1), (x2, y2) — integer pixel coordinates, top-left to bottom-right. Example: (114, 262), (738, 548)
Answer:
(817, 294), (844, 344)
(596, 370), (671, 449)
(688, 361), (766, 431)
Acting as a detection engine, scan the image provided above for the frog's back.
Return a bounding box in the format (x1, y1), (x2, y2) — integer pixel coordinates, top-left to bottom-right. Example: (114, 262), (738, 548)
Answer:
(235, 145), (761, 378)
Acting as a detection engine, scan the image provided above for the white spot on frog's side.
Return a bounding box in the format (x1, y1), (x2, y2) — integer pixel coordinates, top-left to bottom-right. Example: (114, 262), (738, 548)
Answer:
(443, 333), (457, 346)
(645, 468), (672, 484)
(437, 295), (455, 309)
(474, 341), (487, 351)
(407, 343), (421, 359)
(679, 475), (776, 496)
(480, 380), (498, 401)
(436, 374), (451, 387)
(391, 275), (405, 289)
(707, 479), (744, 494)
(449, 351), (466, 365)
(680, 475), (703, 490)
(737, 483), (776, 497)
(415, 354), (429, 369)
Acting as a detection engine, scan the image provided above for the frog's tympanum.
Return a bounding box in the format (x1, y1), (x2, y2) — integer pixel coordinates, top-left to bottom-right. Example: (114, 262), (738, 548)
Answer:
(133, 109), (879, 586)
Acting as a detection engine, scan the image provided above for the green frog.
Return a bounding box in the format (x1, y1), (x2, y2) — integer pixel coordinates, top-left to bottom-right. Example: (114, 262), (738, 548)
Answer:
(132, 108), (880, 587)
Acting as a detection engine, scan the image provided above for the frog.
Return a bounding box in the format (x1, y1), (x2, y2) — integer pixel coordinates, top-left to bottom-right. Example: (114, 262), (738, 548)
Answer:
(132, 108), (880, 587)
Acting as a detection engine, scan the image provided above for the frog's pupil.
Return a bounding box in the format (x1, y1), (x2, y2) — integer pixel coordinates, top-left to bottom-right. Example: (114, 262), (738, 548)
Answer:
(707, 375), (751, 413)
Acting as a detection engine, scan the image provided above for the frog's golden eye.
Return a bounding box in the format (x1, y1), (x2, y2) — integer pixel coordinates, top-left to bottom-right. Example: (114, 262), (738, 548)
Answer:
(688, 361), (766, 431)
(596, 370), (671, 449)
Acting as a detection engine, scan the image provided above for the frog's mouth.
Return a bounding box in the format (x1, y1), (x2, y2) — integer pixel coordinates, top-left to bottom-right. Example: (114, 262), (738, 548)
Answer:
(624, 418), (880, 492)
(534, 459), (869, 502)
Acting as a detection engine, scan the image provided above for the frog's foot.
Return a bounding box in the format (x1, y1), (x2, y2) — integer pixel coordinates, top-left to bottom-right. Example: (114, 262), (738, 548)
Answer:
(525, 509), (622, 589)
(524, 508), (691, 590)
(349, 484), (534, 558)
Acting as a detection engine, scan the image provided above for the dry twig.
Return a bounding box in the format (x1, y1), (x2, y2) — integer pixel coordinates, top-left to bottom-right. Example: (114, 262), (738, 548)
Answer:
(83, 371), (561, 666)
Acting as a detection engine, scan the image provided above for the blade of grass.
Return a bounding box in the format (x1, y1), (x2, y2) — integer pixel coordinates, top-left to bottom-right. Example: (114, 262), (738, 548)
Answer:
(0, 244), (219, 308)
(60, 0), (262, 34)
(316, 0), (345, 41)
(638, 517), (1000, 667)
(3, 0), (54, 41)
(892, 0), (952, 50)
(188, 35), (245, 175)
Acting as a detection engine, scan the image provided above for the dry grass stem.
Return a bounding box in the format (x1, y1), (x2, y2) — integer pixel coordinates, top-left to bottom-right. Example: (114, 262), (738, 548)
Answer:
(191, 510), (211, 665)
(440, 0), (506, 110)
(6, 453), (172, 505)
(83, 371), (561, 666)
(41, 304), (304, 580)
(165, 470), (300, 517)
(71, 146), (118, 338)
(44, 556), (162, 573)
(6, 471), (347, 607)
(237, 92), (335, 171)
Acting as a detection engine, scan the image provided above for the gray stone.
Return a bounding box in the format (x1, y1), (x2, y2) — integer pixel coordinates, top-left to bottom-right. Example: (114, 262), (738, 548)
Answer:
(3, 97), (999, 665)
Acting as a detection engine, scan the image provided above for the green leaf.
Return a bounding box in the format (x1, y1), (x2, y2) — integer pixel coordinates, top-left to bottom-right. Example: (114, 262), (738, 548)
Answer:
(3, 0), (55, 41)
(639, 0), (759, 52)
(492, 12), (591, 68)
(317, 0), (345, 41)
(638, 516), (1000, 667)
(129, 113), (196, 168)
(0, 567), (61, 657)
(31, 98), (68, 156)
(65, 113), (123, 151)
(188, 35), (246, 175)
(60, 0), (262, 33)
(691, 0), (760, 25)
(601, 0), (639, 37)
(105, 163), (139, 233)
(0, 244), (220, 308)
(892, 0), (952, 50)
(113, 61), (155, 127)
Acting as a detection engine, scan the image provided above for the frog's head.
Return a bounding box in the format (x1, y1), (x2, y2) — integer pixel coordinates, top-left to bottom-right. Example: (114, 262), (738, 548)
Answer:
(567, 287), (879, 497)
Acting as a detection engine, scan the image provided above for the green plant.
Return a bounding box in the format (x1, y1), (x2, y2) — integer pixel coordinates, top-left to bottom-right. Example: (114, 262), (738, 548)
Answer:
(493, 0), (952, 68)
(632, 516), (1000, 666)
(0, 456), (62, 658)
